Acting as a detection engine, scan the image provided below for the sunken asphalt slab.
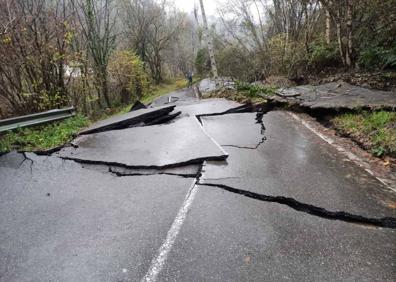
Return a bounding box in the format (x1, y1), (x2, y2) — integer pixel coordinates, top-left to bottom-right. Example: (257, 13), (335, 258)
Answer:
(57, 117), (228, 168)
(201, 112), (264, 149)
(0, 153), (195, 282)
(201, 111), (396, 219)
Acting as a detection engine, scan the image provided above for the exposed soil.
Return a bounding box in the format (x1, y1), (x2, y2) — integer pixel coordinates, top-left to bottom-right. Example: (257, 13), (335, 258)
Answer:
(305, 71), (396, 91)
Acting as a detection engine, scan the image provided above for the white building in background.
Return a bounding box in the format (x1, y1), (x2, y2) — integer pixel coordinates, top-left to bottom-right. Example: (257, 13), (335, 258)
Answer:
(64, 64), (82, 78)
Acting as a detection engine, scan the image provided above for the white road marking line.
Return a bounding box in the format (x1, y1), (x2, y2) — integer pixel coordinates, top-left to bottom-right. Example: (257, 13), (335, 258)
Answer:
(288, 112), (396, 193)
(142, 179), (199, 282)
(196, 116), (229, 157)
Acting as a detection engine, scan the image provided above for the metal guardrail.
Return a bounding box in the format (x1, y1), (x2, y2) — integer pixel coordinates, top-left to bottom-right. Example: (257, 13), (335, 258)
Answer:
(0, 107), (76, 133)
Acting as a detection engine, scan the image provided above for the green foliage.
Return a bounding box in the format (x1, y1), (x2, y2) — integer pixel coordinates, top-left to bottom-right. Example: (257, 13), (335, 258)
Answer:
(195, 48), (210, 76)
(108, 50), (149, 104)
(333, 111), (396, 157)
(308, 39), (340, 70)
(0, 115), (89, 152)
(236, 81), (277, 98)
(354, 0), (396, 70)
(358, 46), (396, 70)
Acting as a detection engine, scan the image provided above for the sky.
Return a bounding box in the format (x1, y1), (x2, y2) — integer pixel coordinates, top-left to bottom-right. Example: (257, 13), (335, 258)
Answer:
(174, 0), (223, 16)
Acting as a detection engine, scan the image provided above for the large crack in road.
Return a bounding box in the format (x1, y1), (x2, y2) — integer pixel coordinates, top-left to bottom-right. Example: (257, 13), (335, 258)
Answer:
(198, 183), (396, 229)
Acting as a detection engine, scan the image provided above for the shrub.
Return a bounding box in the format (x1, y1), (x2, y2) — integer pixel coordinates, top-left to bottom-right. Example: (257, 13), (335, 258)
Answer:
(108, 50), (149, 104)
(308, 39), (340, 70)
(217, 46), (257, 82)
(358, 46), (396, 70)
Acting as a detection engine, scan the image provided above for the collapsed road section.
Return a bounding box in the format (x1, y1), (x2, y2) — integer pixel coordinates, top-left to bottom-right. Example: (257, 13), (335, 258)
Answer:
(1, 96), (396, 281)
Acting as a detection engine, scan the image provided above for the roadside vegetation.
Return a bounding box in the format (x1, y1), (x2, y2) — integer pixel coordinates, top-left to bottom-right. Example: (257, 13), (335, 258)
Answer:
(0, 115), (89, 152)
(195, 1), (395, 85)
(204, 81), (277, 104)
(333, 111), (396, 157)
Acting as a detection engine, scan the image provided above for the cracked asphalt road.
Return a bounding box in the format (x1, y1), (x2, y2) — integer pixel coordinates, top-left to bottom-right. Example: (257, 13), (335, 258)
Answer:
(1, 88), (395, 281)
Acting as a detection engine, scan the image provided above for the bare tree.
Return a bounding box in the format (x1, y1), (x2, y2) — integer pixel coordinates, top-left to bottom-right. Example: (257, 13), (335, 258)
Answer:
(122, 0), (185, 83)
(325, 5), (331, 43)
(72, 0), (116, 108)
(0, 0), (73, 115)
(319, 0), (354, 67)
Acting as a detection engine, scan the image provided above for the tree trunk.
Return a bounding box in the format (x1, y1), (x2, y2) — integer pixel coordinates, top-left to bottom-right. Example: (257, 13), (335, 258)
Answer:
(198, 0), (218, 78)
(335, 4), (346, 66)
(345, 0), (353, 67)
(325, 8), (331, 44)
(100, 67), (111, 108)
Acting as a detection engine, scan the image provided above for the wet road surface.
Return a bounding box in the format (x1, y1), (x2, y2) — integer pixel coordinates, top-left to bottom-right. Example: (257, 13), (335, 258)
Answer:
(1, 88), (395, 281)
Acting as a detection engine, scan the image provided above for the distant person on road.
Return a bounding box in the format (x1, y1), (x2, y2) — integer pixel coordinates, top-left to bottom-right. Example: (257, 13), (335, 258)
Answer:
(187, 71), (193, 88)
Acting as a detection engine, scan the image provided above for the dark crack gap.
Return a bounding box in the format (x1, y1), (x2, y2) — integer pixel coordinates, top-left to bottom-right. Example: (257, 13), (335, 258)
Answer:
(108, 167), (199, 179)
(198, 182), (396, 229)
(59, 154), (227, 170)
(221, 112), (267, 150)
(195, 104), (256, 124)
(20, 152), (34, 173)
(192, 102), (269, 151)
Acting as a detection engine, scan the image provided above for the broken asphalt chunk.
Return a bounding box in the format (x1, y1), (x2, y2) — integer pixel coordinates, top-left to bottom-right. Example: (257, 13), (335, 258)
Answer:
(79, 105), (175, 135)
(273, 82), (396, 110)
(57, 117), (228, 168)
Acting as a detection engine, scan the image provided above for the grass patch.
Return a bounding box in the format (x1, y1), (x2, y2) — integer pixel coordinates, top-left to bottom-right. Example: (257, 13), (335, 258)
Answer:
(332, 111), (396, 157)
(0, 115), (89, 152)
(236, 81), (277, 98)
